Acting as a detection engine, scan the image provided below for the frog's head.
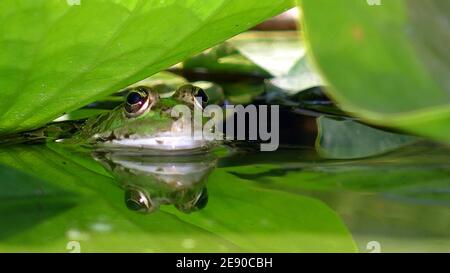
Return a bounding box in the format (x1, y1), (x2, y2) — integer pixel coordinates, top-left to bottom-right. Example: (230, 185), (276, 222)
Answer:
(92, 151), (215, 214)
(124, 186), (209, 214)
(79, 84), (217, 153)
(123, 84), (208, 117)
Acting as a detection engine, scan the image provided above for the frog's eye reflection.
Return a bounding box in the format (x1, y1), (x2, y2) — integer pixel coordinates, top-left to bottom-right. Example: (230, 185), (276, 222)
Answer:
(124, 188), (158, 213)
(175, 187), (209, 213)
(194, 187), (208, 210)
(124, 87), (152, 117)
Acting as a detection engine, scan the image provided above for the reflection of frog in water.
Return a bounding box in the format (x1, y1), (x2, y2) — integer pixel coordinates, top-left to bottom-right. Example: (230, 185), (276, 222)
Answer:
(93, 151), (216, 214)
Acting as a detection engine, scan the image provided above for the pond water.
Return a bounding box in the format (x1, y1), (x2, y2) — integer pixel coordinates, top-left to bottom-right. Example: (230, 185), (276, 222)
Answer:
(0, 140), (448, 252)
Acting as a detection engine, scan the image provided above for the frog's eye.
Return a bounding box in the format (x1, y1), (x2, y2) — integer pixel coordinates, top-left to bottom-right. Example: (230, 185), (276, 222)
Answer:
(194, 88), (208, 108)
(124, 187), (159, 213)
(174, 84), (208, 109)
(124, 87), (156, 117)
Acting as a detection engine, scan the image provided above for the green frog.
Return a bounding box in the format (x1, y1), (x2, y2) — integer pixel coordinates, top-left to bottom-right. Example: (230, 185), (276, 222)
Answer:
(93, 150), (216, 213)
(64, 83), (221, 154)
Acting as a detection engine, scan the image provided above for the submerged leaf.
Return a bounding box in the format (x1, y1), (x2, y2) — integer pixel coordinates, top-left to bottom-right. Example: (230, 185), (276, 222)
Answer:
(316, 116), (417, 159)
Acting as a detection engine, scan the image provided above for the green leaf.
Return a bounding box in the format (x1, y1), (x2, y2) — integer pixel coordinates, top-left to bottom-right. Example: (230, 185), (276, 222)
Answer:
(165, 168), (356, 252)
(0, 145), (356, 252)
(182, 43), (271, 78)
(0, 163), (78, 241)
(224, 144), (450, 252)
(300, 0), (450, 143)
(227, 31), (324, 94)
(0, 0), (292, 134)
(267, 56), (324, 94)
(229, 31), (304, 77)
(316, 116), (417, 159)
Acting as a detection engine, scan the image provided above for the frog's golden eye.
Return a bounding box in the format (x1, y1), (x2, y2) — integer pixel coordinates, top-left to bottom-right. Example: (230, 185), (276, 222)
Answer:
(124, 87), (156, 117)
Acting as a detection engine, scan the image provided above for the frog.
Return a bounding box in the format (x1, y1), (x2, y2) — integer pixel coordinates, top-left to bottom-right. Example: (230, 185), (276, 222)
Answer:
(65, 83), (220, 153)
(93, 150), (216, 213)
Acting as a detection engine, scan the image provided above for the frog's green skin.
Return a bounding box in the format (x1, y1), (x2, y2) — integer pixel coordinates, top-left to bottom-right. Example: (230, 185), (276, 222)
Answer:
(93, 151), (216, 213)
(68, 84), (219, 153)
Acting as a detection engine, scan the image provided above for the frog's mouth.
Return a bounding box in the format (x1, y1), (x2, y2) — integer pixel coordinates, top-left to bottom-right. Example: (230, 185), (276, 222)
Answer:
(96, 132), (214, 152)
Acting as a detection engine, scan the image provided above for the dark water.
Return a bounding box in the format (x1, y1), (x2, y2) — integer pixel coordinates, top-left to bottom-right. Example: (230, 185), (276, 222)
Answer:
(0, 140), (449, 252)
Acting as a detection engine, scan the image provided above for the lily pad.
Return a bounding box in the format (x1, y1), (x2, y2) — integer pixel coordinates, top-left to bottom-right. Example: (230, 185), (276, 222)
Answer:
(0, 0), (292, 134)
(300, 0), (450, 143)
(0, 144), (356, 252)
